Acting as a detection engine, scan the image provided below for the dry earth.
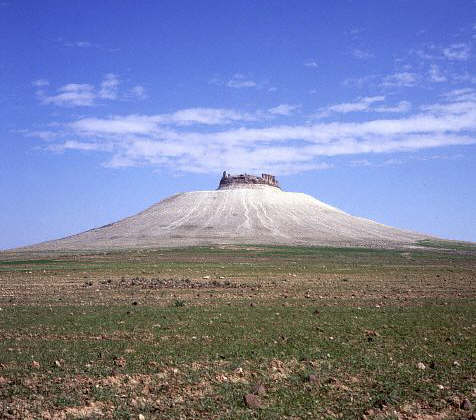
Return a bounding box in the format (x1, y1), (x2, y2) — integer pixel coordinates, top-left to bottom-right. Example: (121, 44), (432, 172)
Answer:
(0, 244), (475, 419)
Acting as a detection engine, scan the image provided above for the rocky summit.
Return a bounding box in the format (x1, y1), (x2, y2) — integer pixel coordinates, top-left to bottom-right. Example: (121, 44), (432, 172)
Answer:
(22, 172), (431, 250)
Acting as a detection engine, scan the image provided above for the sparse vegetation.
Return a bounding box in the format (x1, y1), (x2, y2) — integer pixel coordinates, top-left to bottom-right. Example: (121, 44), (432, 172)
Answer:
(0, 245), (474, 418)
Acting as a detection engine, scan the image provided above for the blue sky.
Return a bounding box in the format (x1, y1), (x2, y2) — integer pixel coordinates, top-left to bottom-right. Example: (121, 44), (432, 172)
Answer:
(1, 0), (475, 249)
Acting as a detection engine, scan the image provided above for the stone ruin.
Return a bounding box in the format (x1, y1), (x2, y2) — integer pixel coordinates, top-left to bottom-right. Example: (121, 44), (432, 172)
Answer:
(218, 171), (280, 189)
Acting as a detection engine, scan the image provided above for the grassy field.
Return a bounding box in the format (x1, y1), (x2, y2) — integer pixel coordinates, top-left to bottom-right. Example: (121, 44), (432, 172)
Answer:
(0, 244), (475, 419)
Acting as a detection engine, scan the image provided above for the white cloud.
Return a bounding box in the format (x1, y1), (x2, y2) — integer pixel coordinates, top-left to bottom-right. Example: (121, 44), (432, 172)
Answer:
(381, 72), (418, 87)
(412, 42), (471, 61)
(41, 83), (96, 107)
(375, 101), (411, 113)
(342, 74), (379, 88)
(351, 49), (373, 59)
(31, 91), (476, 175)
(428, 64), (447, 82)
(314, 96), (409, 117)
(350, 159), (371, 167)
(442, 43), (471, 60)
(49, 140), (109, 152)
(70, 108), (257, 134)
(166, 108), (256, 125)
(130, 85), (147, 100)
(98, 73), (119, 99)
(326, 96), (385, 114)
(268, 104), (300, 116)
(32, 79), (49, 87)
(36, 74), (143, 107)
(227, 74), (257, 88)
(304, 60), (318, 68)
(64, 41), (92, 48)
(441, 88), (476, 102)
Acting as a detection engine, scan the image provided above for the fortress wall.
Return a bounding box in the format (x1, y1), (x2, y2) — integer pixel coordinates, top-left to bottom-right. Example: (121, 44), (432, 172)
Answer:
(218, 171), (280, 189)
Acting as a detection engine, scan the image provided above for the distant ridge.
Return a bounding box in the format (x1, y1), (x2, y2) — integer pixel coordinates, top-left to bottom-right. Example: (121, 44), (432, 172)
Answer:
(19, 172), (432, 251)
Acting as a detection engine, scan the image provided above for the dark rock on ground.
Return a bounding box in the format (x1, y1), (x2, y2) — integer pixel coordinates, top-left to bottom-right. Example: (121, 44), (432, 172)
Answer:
(244, 393), (262, 409)
(251, 384), (266, 396)
(460, 398), (472, 411)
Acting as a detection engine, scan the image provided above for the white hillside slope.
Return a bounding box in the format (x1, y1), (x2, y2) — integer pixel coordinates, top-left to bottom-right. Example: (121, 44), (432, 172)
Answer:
(26, 185), (430, 250)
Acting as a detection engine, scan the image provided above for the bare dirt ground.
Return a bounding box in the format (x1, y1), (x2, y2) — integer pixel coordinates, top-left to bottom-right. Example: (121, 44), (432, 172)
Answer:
(0, 244), (475, 419)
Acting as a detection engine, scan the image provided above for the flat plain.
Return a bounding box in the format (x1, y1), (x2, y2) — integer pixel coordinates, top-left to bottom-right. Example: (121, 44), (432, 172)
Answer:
(0, 241), (475, 419)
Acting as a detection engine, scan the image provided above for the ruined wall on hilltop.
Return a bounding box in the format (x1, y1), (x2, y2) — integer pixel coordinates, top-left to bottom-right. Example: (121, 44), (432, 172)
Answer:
(218, 171), (280, 189)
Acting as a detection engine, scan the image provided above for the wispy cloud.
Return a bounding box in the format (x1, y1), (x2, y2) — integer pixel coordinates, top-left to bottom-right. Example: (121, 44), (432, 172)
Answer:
(381, 72), (418, 87)
(304, 60), (318, 68)
(32, 79), (50, 87)
(63, 40), (92, 48)
(70, 108), (257, 134)
(351, 48), (374, 59)
(313, 96), (410, 117)
(29, 90), (476, 175)
(374, 101), (411, 113)
(428, 64), (447, 82)
(413, 41), (472, 62)
(41, 83), (96, 107)
(98, 73), (119, 100)
(349, 159), (371, 167)
(442, 43), (471, 60)
(35, 74), (143, 107)
(129, 85), (147, 100)
(342, 75), (378, 88)
(59, 39), (119, 52)
(268, 104), (300, 116)
(210, 74), (274, 90)
(321, 96), (385, 115)
(227, 74), (257, 88)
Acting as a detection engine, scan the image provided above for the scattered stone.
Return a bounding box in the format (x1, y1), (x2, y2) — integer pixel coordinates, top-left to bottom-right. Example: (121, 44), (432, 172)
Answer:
(437, 384), (444, 390)
(114, 357), (126, 368)
(244, 393), (262, 409)
(54, 360), (62, 368)
(203, 275), (210, 280)
(250, 302), (256, 307)
(417, 362), (426, 370)
(460, 398), (472, 411)
(31, 360), (40, 369)
(138, 415), (146, 420)
(307, 374), (318, 384)
(448, 396), (461, 408)
(364, 329), (380, 337)
(132, 301), (138, 306)
(251, 383), (266, 396)
(453, 360), (461, 367)
(313, 309), (320, 315)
